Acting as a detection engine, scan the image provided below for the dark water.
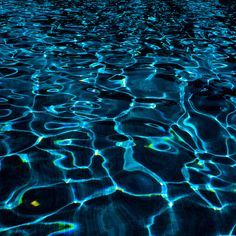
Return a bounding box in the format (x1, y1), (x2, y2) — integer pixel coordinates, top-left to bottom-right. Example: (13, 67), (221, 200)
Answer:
(0, 0), (236, 235)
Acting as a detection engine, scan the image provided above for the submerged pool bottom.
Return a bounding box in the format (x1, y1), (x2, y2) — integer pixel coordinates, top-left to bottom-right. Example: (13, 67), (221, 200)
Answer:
(0, 0), (236, 235)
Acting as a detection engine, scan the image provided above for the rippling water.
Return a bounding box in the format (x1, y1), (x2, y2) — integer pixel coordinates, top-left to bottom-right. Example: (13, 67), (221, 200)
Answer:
(0, 0), (236, 235)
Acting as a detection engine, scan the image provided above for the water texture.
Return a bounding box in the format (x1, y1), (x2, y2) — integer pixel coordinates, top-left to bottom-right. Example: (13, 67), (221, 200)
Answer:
(0, 0), (236, 235)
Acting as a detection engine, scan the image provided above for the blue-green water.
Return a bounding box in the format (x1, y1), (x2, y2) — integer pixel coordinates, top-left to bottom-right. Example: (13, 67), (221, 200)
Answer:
(0, 0), (236, 235)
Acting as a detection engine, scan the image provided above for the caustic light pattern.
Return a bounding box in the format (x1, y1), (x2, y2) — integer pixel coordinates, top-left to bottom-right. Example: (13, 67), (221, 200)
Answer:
(0, 0), (236, 235)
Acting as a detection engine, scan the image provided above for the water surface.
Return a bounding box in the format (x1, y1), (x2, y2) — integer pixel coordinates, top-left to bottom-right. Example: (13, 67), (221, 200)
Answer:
(0, 0), (236, 235)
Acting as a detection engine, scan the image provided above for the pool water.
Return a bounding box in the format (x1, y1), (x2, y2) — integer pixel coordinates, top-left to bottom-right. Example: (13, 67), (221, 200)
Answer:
(0, 0), (236, 235)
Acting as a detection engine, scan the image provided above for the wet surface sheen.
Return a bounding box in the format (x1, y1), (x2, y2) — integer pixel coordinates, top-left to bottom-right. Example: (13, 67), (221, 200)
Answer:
(0, 0), (236, 235)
